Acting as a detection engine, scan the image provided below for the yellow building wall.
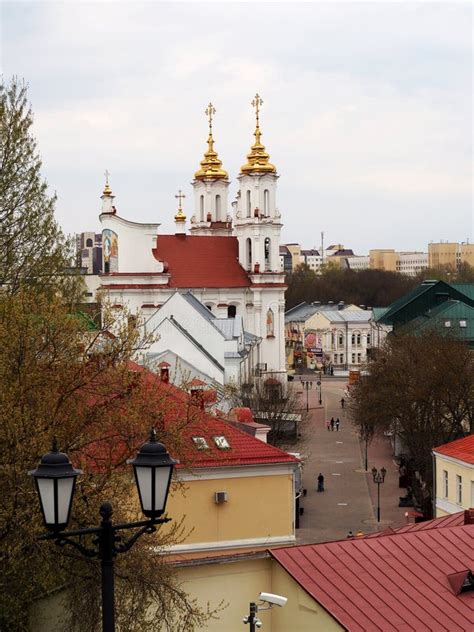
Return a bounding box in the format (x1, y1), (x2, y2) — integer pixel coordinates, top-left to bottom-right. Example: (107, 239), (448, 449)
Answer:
(428, 242), (474, 269)
(167, 472), (294, 545)
(271, 562), (344, 631)
(369, 249), (398, 272)
(177, 558), (273, 631)
(434, 454), (474, 517)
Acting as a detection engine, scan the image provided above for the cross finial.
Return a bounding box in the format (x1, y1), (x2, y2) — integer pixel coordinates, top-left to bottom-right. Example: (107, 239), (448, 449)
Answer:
(175, 189), (186, 211)
(252, 93), (263, 127)
(104, 169), (110, 185)
(205, 102), (216, 134)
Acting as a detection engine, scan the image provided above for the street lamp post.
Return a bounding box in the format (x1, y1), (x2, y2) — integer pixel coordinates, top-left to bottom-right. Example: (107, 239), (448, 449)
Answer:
(301, 380), (312, 411)
(371, 466), (387, 524)
(29, 430), (176, 632)
(316, 379), (322, 405)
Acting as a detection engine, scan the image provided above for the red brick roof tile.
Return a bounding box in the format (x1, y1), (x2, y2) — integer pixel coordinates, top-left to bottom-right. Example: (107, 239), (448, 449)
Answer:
(433, 435), (474, 465)
(153, 235), (251, 288)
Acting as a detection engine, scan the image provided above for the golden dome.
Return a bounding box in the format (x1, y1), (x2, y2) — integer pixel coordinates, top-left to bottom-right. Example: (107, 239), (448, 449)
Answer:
(194, 103), (228, 181)
(240, 94), (277, 175)
(102, 169), (113, 195)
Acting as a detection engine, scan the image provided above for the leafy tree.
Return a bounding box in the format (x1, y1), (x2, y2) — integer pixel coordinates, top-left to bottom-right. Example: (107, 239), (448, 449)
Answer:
(0, 78), (220, 631)
(349, 332), (474, 517)
(0, 77), (75, 293)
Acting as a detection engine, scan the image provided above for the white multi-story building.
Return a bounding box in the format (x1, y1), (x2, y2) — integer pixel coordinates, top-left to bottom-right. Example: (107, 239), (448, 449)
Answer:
(396, 252), (429, 276)
(94, 97), (286, 381)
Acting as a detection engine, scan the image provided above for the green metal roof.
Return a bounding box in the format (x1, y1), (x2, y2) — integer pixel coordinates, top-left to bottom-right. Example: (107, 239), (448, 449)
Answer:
(451, 284), (474, 300)
(400, 300), (474, 346)
(372, 307), (389, 320)
(377, 281), (437, 324)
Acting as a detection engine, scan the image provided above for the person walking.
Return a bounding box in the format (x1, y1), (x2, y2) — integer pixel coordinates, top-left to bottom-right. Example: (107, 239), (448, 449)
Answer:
(340, 397), (345, 409)
(335, 418), (340, 432)
(330, 417), (335, 431)
(317, 473), (325, 492)
(326, 419), (331, 431)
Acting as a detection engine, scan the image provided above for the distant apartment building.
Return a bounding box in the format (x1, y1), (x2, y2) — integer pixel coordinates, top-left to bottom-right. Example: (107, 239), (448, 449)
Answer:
(369, 249), (428, 276)
(346, 255), (370, 270)
(76, 231), (102, 274)
(428, 241), (474, 270)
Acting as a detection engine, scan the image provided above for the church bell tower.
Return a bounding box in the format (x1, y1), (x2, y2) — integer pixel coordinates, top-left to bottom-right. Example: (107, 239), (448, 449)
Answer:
(189, 103), (232, 236)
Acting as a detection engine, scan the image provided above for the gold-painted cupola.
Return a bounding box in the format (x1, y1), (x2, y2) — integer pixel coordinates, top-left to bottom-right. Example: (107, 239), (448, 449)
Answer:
(240, 94), (277, 175)
(194, 103), (228, 181)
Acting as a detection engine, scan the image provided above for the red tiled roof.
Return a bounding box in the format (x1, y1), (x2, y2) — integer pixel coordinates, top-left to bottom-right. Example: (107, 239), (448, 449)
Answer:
(365, 510), (465, 537)
(271, 522), (474, 632)
(153, 235), (251, 288)
(433, 435), (474, 465)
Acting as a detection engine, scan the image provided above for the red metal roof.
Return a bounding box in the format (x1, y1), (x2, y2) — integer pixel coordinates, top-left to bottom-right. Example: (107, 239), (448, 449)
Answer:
(153, 235), (251, 288)
(433, 435), (474, 465)
(271, 522), (474, 631)
(365, 510), (466, 538)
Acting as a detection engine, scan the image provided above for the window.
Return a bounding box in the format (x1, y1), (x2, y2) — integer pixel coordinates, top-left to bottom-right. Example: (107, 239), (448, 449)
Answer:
(338, 333), (344, 346)
(351, 333), (355, 345)
(445, 320), (451, 328)
(246, 190), (251, 217)
(340, 354), (344, 364)
(457, 475), (462, 504)
(367, 333), (371, 345)
(86, 238), (93, 247)
(443, 470), (448, 498)
(263, 189), (269, 215)
(264, 237), (271, 271)
(192, 437), (209, 450)
(351, 353), (355, 363)
(227, 305), (236, 318)
(357, 334), (361, 345)
(460, 320), (467, 328)
(215, 194), (221, 221)
(205, 304), (213, 312)
(200, 195), (204, 221)
(246, 238), (252, 271)
(334, 354), (338, 363)
(357, 353), (361, 363)
(214, 436), (230, 450)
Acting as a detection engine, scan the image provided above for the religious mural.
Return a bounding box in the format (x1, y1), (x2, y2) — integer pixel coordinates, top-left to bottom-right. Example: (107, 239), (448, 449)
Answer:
(102, 229), (118, 273)
(266, 308), (274, 337)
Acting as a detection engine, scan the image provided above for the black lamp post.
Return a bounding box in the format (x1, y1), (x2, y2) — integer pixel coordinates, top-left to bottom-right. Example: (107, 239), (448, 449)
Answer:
(316, 379), (322, 405)
(302, 380), (312, 411)
(29, 429), (176, 632)
(371, 466), (387, 524)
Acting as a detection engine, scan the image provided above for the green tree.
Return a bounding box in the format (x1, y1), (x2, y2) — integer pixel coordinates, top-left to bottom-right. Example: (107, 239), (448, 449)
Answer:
(0, 77), (74, 293)
(349, 332), (474, 517)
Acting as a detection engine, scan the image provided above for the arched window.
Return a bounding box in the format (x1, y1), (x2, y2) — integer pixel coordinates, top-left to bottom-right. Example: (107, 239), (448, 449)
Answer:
(227, 305), (237, 318)
(246, 238), (252, 271)
(351, 333), (356, 345)
(367, 333), (371, 345)
(263, 189), (269, 215)
(357, 333), (361, 346)
(338, 332), (344, 346)
(264, 237), (271, 271)
(215, 194), (221, 221)
(205, 304), (213, 312)
(86, 238), (93, 248)
(200, 195), (204, 221)
(246, 190), (251, 217)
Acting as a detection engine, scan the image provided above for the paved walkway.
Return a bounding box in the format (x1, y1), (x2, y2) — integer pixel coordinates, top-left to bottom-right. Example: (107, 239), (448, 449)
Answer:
(289, 377), (408, 544)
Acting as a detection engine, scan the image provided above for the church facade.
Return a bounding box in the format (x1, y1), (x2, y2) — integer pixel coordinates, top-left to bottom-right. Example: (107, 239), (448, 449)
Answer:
(98, 96), (286, 380)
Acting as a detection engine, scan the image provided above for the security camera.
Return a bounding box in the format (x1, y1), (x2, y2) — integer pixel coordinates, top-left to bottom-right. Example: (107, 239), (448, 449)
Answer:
(259, 592), (288, 607)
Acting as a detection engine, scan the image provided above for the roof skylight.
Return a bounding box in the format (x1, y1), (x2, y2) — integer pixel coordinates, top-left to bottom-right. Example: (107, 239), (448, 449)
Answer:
(213, 436), (230, 449)
(192, 437), (209, 450)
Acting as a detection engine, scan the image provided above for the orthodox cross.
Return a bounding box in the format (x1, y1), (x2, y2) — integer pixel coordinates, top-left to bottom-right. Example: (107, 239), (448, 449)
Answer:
(175, 189), (186, 211)
(104, 169), (111, 185)
(205, 102), (216, 134)
(252, 93), (263, 127)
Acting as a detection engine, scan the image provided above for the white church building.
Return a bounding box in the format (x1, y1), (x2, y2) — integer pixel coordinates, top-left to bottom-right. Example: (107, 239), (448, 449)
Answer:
(96, 96), (286, 384)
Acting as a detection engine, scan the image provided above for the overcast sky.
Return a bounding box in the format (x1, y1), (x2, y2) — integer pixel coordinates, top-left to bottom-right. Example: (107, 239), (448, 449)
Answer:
(2, 1), (472, 253)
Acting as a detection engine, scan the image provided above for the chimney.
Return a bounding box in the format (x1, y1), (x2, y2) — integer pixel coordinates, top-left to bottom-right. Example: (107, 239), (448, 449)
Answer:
(464, 509), (474, 525)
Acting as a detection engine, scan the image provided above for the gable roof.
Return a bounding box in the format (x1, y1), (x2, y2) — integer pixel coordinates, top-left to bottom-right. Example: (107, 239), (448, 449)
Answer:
(271, 521), (474, 632)
(433, 434), (474, 465)
(153, 235), (251, 288)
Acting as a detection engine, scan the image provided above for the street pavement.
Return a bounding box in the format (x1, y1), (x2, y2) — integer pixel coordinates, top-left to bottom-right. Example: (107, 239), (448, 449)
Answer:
(288, 376), (408, 544)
